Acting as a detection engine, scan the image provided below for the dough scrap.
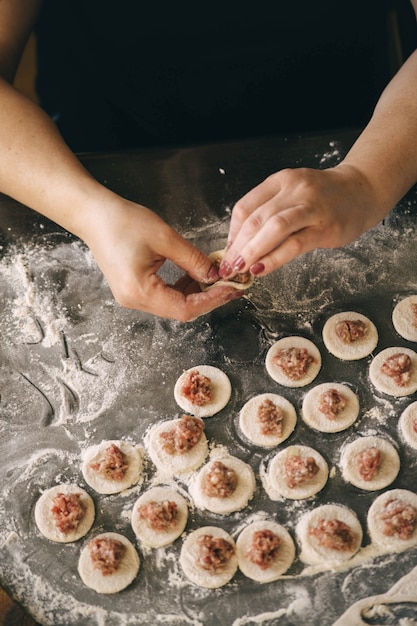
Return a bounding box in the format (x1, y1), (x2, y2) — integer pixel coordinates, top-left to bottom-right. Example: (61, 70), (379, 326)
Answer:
(398, 401), (417, 450)
(35, 484), (95, 543)
(301, 382), (360, 433)
(238, 393), (297, 448)
(367, 488), (417, 551)
(340, 435), (400, 491)
(199, 249), (255, 291)
(131, 485), (188, 548)
(236, 519), (295, 583)
(322, 311), (378, 360)
(81, 440), (144, 495)
(265, 336), (322, 388)
(369, 346), (417, 397)
(78, 532), (140, 594)
(180, 526), (238, 588)
(392, 295), (417, 342)
(174, 365), (232, 417)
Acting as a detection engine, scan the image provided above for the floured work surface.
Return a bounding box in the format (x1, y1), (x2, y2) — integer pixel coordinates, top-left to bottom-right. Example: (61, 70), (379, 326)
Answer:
(2, 133), (417, 625)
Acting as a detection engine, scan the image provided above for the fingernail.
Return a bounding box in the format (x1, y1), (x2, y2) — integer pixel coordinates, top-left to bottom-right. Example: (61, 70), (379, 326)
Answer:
(219, 260), (233, 278)
(232, 256), (245, 272)
(207, 264), (219, 282)
(250, 262), (265, 276)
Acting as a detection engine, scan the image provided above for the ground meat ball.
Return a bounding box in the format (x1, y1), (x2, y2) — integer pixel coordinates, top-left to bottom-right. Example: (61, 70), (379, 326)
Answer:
(89, 443), (129, 481)
(412, 303), (417, 328)
(318, 388), (347, 420)
(246, 529), (281, 570)
(257, 399), (284, 436)
(202, 461), (238, 498)
(138, 500), (178, 531)
(284, 454), (319, 489)
(51, 492), (86, 534)
(273, 347), (314, 381)
(356, 446), (381, 481)
(413, 417), (417, 434)
(379, 498), (417, 539)
(195, 534), (235, 573)
(335, 319), (367, 344)
(88, 537), (126, 576)
(160, 415), (204, 455)
(309, 518), (356, 551)
(181, 370), (212, 406)
(381, 352), (412, 387)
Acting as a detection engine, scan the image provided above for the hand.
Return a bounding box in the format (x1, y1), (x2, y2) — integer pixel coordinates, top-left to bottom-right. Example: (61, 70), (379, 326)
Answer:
(218, 164), (379, 279)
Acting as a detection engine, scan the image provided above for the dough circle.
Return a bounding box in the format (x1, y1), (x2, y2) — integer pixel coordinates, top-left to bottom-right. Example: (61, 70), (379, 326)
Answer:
(189, 454), (256, 515)
(199, 249), (255, 291)
(369, 346), (417, 397)
(81, 440), (144, 495)
(399, 401), (417, 449)
(301, 382), (360, 433)
(265, 336), (322, 388)
(146, 417), (208, 475)
(367, 488), (417, 551)
(236, 520), (295, 583)
(131, 486), (188, 548)
(392, 295), (417, 342)
(174, 365), (232, 417)
(180, 526), (238, 588)
(340, 435), (400, 491)
(297, 503), (363, 565)
(322, 311), (378, 360)
(263, 445), (329, 500)
(238, 393), (297, 448)
(78, 532), (140, 594)
(35, 484), (95, 543)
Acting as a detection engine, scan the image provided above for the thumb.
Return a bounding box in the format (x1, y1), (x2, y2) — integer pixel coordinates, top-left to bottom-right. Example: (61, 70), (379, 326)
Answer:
(165, 231), (218, 284)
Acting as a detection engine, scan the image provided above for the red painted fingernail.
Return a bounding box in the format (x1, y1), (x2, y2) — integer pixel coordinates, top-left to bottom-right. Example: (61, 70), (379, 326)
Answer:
(250, 262), (265, 275)
(219, 260), (233, 277)
(232, 256), (245, 272)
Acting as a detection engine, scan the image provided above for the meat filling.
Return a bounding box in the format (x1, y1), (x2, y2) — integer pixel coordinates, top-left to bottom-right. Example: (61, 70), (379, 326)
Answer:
(318, 388), (347, 420)
(356, 446), (381, 481)
(379, 498), (417, 539)
(381, 352), (412, 387)
(412, 302), (417, 328)
(89, 536), (126, 575)
(51, 492), (86, 534)
(195, 534), (235, 573)
(246, 529), (281, 570)
(89, 443), (129, 481)
(160, 415), (204, 455)
(138, 500), (178, 531)
(181, 370), (212, 406)
(202, 460), (238, 498)
(308, 518), (356, 552)
(273, 347), (314, 381)
(335, 319), (367, 344)
(257, 399), (284, 436)
(284, 454), (320, 489)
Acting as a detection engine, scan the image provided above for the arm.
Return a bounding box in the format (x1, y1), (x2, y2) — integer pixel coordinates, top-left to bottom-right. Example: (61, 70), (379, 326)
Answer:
(220, 5), (417, 279)
(0, 2), (241, 321)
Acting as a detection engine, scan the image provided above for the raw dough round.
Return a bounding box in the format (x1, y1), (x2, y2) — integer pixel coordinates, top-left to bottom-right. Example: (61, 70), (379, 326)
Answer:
(174, 365), (232, 417)
(35, 484), (95, 543)
(180, 526), (238, 588)
(146, 417), (208, 475)
(131, 486), (188, 548)
(340, 435), (400, 491)
(238, 393), (297, 448)
(199, 249), (255, 291)
(392, 295), (417, 342)
(81, 440), (144, 495)
(369, 346), (417, 397)
(399, 401), (417, 449)
(263, 445), (329, 500)
(301, 382), (360, 433)
(189, 454), (256, 515)
(367, 488), (417, 551)
(78, 532), (140, 594)
(322, 311), (378, 360)
(265, 336), (322, 388)
(236, 520), (295, 583)
(297, 503), (363, 565)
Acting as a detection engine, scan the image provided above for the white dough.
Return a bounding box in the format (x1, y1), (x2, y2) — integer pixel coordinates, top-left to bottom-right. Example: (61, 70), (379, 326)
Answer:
(189, 454), (256, 515)
(180, 526), (238, 588)
(236, 520), (295, 583)
(399, 401), (417, 449)
(265, 336), (322, 388)
(35, 484), (95, 543)
(263, 445), (329, 500)
(369, 346), (417, 397)
(81, 440), (144, 495)
(238, 393), (297, 448)
(199, 249), (255, 291)
(174, 365), (232, 417)
(301, 382), (360, 433)
(297, 503), (363, 565)
(78, 532), (140, 594)
(367, 488), (417, 551)
(131, 486), (188, 548)
(340, 435), (400, 491)
(146, 417), (208, 476)
(392, 295), (417, 342)
(322, 311), (378, 360)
